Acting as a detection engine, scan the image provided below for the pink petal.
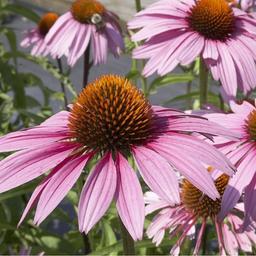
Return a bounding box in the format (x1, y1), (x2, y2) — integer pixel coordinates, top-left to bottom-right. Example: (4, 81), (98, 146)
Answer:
(0, 127), (69, 152)
(0, 142), (77, 193)
(132, 146), (180, 204)
(156, 134), (235, 176)
(219, 148), (256, 220)
(115, 152), (145, 241)
(167, 116), (240, 140)
(216, 42), (237, 97)
(34, 153), (93, 225)
(41, 110), (70, 127)
(243, 173), (256, 229)
(68, 24), (92, 67)
(91, 26), (108, 65)
(148, 140), (219, 200)
(222, 224), (239, 255)
(78, 152), (117, 233)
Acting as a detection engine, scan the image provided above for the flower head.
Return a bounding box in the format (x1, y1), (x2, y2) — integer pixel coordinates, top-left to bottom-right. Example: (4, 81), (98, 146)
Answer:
(0, 75), (237, 240)
(20, 12), (59, 57)
(205, 101), (256, 229)
(44, 0), (124, 66)
(128, 0), (256, 99)
(145, 170), (256, 255)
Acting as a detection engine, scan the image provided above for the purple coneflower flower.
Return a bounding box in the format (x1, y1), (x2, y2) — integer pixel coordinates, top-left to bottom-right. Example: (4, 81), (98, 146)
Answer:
(0, 75), (236, 240)
(20, 12), (59, 57)
(145, 170), (256, 255)
(128, 0), (256, 99)
(44, 0), (124, 66)
(205, 101), (256, 229)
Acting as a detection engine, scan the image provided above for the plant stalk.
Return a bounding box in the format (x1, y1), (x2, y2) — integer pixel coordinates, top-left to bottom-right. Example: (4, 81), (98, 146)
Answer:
(135, 0), (142, 11)
(119, 218), (136, 255)
(199, 58), (209, 108)
(83, 44), (91, 88)
(56, 58), (68, 109)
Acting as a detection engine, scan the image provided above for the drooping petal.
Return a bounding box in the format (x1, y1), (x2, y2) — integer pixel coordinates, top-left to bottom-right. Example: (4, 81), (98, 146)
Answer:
(219, 148), (256, 220)
(132, 146), (180, 204)
(148, 141), (219, 200)
(0, 142), (78, 193)
(78, 152), (117, 233)
(155, 134), (235, 176)
(115, 152), (145, 241)
(222, 224), (239, 256)
(34, 153), (94, 225)
(243, 173), (256, 228)
(166, 116), (240, 140)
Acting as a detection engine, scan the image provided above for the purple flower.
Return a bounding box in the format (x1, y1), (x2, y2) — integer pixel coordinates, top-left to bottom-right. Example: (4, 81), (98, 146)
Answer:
(205, 100), (256, 229)
(0, 75), (237, 240)
(44, 0), (124, 66)
(128, 0), (256, 99)
(20, 12), (59, 57)
(145, 169), (256, 255)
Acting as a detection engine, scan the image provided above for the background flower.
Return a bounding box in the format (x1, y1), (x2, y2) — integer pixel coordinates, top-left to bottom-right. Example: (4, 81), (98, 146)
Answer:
(128, 0), (256, 99)
(20, 12), (58, 57)
(205, 101), (256, 229)
(44, 0), (124, 66)
(145, 169), (256, 255)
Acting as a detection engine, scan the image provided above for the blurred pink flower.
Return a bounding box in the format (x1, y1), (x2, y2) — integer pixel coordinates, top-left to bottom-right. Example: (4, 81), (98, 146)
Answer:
(20, 13), (58, 57)
(145, 170), (256, 255)
(44, 0), (124, 66)
(205, 101), (256, 229)
(128, 0), (256, 99)
(232, 0), (256, 11)
(0, 75), (237, 240)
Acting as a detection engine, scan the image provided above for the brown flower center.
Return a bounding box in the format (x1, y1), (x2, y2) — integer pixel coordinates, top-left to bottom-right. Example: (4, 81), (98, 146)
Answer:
(181, 172), (229, 218)
(246, 109), (256, 140)
(188, 0), (235, 41)
(38, 12), (58, 37)
(68, 75), (153, 153)
(71, 0), (105, 24)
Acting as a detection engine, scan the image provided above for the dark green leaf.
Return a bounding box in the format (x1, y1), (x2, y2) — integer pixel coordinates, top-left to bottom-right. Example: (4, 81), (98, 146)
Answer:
(3, 4), (40, 23)
(149, 73), (194, 94)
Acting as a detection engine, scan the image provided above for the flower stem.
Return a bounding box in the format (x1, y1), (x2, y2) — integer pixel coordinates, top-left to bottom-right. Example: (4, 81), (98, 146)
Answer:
(199, 58), (209, 108)
(119, 218), (135, 255)
(56, 58), (68, 109)
(83, 44), (91, 88)
(82, 233), (91, 255)
(135, 0), (142, 11)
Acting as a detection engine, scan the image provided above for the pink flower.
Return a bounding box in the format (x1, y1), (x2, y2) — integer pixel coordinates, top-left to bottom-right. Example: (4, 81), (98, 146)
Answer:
(128, 0), (256, 99)
(20, 13), (59, 57)
(0, 75), (237, 240)
(145, 170), (256, 255)
(205, 101), (256, 229)
(232, 0), (256, 11)
(44, 0), (124, 66)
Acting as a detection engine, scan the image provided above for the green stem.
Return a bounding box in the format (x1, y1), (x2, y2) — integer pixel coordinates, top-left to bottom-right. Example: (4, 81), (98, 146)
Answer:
(56, 58), (68, 109)
(83, 43), (91, 88)
(120, 218), (135, 255)
(199, 58), (209, 108)
(186, 80), (192, 109)
(135, 0), (142, 11)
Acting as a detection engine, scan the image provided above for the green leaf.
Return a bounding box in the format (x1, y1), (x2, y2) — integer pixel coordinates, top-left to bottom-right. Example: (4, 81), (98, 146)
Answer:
(164, 91), (220, 106)
(149, 73), (194, 94)
(125, 70), (140, 80)
(26, 95), (41, 108)
(3, 4), (40, 23)
(0, 27), (17, 66)
(90, 238), (172, 255)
